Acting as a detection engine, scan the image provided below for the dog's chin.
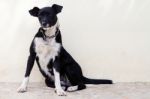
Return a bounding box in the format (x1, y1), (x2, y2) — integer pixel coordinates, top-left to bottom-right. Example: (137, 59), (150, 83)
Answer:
(42, 27), (51, 30)
(41, 25), (51, 30)
(41, 24), (51, 30)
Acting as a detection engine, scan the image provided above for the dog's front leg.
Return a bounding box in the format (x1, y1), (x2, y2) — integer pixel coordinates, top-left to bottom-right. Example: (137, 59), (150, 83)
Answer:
(17, 50), (36, 93)
(53, 66), (67, 96)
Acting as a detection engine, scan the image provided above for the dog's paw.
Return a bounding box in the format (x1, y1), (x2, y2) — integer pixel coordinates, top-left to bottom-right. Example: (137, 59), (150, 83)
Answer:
(17, 85), (27, 93)
(55, 89), (67, 96)
(67, 86), (78, 92)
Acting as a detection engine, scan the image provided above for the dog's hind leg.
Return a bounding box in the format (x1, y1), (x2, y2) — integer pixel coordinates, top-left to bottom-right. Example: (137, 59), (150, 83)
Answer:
(65, 65), (86, 92)
(66, 73), (86, 92)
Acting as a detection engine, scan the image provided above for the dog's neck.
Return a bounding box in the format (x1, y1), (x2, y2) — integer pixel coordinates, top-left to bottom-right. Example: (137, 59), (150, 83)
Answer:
(43, 21), (59, 37)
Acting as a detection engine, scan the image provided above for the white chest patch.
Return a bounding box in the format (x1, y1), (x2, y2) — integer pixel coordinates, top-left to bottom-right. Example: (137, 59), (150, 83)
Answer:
(34, 37), (60, 77)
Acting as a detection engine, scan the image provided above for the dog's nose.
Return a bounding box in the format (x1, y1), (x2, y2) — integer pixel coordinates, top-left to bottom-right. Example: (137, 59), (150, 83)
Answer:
(42, 22), (47, 26)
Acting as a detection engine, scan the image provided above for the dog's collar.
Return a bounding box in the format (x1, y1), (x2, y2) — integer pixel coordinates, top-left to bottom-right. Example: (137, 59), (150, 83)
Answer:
(40, 27), (59, 40)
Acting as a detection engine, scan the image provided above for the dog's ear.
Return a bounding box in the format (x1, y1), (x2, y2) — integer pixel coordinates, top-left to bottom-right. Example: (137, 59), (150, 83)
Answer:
(29, 7), (40, 17)
(52, 4), (63, 14)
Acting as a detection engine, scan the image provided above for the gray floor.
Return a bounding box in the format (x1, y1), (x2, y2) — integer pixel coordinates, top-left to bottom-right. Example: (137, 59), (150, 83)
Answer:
(0, 82), (150, 99)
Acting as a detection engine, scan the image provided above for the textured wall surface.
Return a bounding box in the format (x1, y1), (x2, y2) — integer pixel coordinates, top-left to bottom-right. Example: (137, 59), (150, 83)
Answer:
(0, 0), (150, 82)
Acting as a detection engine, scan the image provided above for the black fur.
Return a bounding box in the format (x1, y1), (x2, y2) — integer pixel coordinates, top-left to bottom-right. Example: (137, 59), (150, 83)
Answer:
(24, 4), (113, 92)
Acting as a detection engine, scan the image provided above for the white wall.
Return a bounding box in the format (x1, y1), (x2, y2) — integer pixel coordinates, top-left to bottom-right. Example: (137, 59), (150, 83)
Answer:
(0, 0), (150, 82)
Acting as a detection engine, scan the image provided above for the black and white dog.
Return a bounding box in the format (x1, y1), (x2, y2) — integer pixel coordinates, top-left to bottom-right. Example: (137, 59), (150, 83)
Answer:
(17, 4), (113, 96)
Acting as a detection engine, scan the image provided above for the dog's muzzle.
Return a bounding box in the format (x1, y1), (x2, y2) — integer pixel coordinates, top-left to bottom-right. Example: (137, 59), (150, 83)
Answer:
(41, 22), (50, 28)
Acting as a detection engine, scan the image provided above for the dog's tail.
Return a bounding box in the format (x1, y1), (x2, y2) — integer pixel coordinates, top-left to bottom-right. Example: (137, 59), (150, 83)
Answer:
(83, 76), (113, 84)
(66, 76), (113, 92)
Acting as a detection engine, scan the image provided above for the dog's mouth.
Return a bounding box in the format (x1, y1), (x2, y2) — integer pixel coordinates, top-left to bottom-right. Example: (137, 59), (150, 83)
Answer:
(42, 25), (53, 31)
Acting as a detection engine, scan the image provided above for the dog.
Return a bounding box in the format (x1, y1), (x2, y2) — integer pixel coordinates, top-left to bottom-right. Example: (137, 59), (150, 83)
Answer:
(17, 4), (113, 96)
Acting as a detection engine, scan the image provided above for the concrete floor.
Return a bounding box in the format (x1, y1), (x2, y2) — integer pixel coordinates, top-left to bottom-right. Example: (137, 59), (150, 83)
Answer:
(0, 82), (150, 99)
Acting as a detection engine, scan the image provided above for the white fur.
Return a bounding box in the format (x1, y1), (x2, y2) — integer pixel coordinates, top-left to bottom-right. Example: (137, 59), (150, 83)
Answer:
(67, 86), (78, 92)
(53, 68), (67, 96)
(34, 37), (60, 79)
(34, 20), (60, 80)
(17, 77), (29, 92)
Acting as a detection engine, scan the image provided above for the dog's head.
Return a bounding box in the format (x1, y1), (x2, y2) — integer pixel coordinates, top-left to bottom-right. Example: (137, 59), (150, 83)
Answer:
(29, 4), (63, 28)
